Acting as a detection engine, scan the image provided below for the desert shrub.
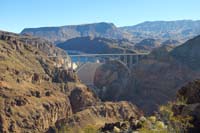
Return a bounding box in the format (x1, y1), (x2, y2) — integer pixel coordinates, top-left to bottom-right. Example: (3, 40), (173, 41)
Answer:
(138, 99), (192, 133)
(138, 116), (168, 133)
(159, 101), (193, 133)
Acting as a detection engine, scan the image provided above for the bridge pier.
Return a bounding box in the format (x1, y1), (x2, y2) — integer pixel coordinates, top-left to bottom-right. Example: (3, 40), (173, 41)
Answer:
(124, 55), (127, 65)
(129, 55), (133, 67)
(71, 60), (74, 70)
(77, 56), (81, 66)
(135, 55), (139, 64)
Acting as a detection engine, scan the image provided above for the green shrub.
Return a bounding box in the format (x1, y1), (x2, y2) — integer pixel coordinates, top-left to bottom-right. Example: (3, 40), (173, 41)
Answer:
(83, 125), (99, 133)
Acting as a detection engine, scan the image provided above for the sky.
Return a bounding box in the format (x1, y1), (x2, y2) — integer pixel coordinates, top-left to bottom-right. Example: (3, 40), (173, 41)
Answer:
(1, 0), (200, 33)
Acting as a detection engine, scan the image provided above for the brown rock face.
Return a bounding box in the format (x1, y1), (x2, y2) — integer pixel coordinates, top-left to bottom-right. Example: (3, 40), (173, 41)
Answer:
(52, 68), (79, 83)
(69, 87), (99, 113)
(127, 58), (199, 114)
(94, 60), (130, 101)
(0, 32), (76, 132)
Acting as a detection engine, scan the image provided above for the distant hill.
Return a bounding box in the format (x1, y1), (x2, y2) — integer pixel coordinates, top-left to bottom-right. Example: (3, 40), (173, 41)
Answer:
(121, 20), (200, 42)
(21, 22), (133, 44)
(57, 37), (136, 54)
(134, 38), (161, 51)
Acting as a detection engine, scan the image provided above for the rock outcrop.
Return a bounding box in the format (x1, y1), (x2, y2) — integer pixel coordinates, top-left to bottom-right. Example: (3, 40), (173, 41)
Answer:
(172, 80), (200, 132)
(94, 60), (131, 101)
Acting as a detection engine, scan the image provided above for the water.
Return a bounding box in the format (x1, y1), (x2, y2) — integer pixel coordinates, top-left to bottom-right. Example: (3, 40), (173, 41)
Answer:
(66, 50), (102, 63)
(70, 56), (100, 63)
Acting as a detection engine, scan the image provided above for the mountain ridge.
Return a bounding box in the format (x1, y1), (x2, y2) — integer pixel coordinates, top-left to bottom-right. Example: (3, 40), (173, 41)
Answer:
(21, 22), (133, 44)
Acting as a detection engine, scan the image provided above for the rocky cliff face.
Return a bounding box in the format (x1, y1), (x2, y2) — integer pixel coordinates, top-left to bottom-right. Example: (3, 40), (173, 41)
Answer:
(0, 31), (142, 132)
(0, 31), (73, 132)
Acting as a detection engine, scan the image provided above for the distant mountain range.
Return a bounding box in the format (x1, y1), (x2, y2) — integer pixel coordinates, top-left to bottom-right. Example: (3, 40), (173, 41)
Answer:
(21, 22), (133, 44)
(120, 20), (200, 41)
(21, 20), (200, 45)
(21, 20), (200, 53)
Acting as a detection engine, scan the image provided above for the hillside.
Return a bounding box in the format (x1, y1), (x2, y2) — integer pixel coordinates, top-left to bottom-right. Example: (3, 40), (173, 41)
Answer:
(170, 35), (200, 70)
(0, 31), (142, 132)
(21, 22), (133, 44)
(57, 36), (136, 54)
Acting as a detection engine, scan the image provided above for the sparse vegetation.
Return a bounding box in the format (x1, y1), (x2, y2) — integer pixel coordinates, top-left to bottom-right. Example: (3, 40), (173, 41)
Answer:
(83, 125), (99, 133)
(139, 100), (192, 133)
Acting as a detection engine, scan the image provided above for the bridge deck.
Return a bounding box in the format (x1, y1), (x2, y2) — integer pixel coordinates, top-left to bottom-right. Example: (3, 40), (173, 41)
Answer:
(47, 52), (149, 58)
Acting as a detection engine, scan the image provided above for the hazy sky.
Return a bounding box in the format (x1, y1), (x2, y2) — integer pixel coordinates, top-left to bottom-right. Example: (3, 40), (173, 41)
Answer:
(1, 0), (200, 33)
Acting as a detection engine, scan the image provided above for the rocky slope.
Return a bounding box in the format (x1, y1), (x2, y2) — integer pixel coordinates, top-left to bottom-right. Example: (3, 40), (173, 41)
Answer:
(57, 36), (136, 54)
(0, 31), (142, 132)
(21, 22), (133, 44)
(94, 36), (200, 114)
(171, 35), (200, 71)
